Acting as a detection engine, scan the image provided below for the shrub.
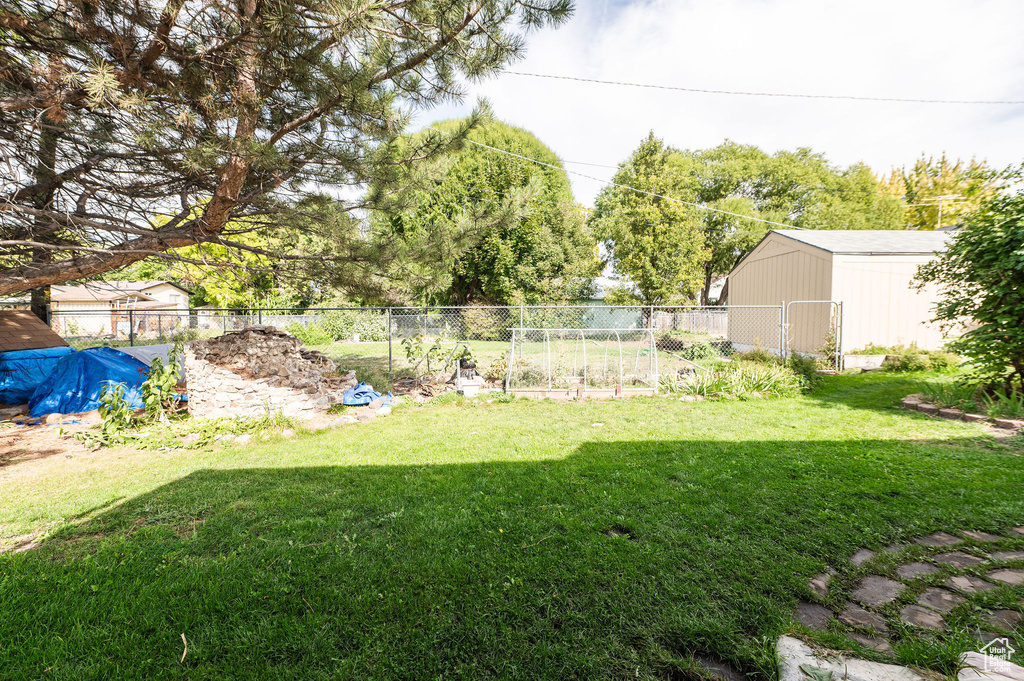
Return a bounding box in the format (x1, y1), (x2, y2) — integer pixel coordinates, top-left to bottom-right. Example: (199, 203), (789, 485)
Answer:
(882, 347), (930, 372)
(680, 341), (718, 362)
(916, 188), (1024, 393)
(286, 322), (333, 346)
(736, 347), (780, 365)
(787, 353), (823, 392)
(462, 308), (507, 341)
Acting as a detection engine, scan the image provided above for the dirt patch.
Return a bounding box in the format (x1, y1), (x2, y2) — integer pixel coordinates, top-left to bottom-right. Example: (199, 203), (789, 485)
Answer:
(0, 420), (94, 467)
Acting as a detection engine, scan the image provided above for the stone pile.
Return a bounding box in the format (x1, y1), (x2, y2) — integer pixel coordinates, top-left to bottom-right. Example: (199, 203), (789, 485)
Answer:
(184, 326), (357, 419)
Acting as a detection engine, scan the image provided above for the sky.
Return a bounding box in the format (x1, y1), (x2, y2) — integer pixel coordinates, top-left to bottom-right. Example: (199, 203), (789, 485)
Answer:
(416, 0), (1024, 207)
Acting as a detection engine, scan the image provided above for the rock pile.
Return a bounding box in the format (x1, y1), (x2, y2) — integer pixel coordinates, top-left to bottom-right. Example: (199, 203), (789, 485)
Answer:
(184, 326), (357, 419)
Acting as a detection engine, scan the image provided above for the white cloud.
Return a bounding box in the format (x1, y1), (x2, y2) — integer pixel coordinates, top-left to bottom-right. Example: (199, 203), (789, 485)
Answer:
(415, 0), (1024, 206)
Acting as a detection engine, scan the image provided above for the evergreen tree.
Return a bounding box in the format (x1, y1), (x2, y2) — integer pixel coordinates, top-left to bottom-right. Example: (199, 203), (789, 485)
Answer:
(0, 1), (573, 296)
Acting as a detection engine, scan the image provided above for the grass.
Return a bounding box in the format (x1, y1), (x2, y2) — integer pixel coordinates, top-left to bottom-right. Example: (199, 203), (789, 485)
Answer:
(1, 372), (1023, 679)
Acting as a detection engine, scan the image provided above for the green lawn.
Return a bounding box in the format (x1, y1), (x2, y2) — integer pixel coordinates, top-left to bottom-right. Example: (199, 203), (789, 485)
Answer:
(1, 373), (1023, 679)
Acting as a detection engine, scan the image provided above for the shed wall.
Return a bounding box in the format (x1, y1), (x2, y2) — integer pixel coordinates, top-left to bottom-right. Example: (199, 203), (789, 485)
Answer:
(831, 255), (946, 351)
(728, 234), (832, 353)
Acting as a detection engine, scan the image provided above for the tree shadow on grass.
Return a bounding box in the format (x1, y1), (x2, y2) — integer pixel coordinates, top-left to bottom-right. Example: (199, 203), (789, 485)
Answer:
(2, 435), (1023, 679)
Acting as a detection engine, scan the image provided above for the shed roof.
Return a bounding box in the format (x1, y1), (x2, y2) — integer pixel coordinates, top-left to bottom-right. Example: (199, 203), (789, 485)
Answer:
(772, 229), (953, 255)
(0, 310), (70, 352)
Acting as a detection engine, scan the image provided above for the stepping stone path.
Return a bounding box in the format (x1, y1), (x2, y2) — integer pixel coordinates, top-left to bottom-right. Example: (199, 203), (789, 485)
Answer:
(848, 632), (892, 653)
(934, 551), (985, 569)
(851, 548), (876, 567)
(840, 604), (889, 633)
(983, 609), (1023, 631)
(853, 576), (904, 607)
(797, 526), (1024, 662)
(897, 562), (939, 579)
(795, 602), (833, 630)
(808, 569), (835, 598)
(988, 568), (1024, 586)
(916, 587), (964, 613)
(946, 574), (996, 594)
(901, 604), (946, 631)
(916, 531), (961, 547)
(992, 550), (1024, 561)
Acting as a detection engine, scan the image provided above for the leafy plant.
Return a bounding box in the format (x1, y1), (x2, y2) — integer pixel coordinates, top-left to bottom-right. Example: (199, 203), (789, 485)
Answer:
(76, 382), (135, 448)
(915, 187), (1024, 392)
(787, 353), (823, 392)
(681, 361), (801, 399)
(981, 387), (1024, 419)
(919, 381), (979, 410)
(401, 334), (445, 377)
(140, 343), (184, 423)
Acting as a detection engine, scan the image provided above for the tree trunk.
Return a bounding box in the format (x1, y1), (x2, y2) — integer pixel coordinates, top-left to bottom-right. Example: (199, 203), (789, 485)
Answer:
(700, 263), (713, 306)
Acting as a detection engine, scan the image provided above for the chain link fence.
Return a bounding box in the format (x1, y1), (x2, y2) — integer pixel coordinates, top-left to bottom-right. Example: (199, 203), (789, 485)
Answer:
(47, 303), (840, 392)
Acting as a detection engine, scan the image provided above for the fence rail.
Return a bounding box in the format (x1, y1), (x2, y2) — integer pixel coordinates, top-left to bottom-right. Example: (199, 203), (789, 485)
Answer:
(46, 303), (841, 391)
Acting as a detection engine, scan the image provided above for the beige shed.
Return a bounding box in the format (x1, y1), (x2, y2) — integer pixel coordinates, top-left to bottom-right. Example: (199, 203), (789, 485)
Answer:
(728, 230), (953, 354)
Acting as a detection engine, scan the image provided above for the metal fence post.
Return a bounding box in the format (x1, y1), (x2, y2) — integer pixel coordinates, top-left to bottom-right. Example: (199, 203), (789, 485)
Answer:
(779, 301), (786, 360)
(129, 309), (135, 347)
(388, 307), (393, 380)
(258, 309), (262, 326)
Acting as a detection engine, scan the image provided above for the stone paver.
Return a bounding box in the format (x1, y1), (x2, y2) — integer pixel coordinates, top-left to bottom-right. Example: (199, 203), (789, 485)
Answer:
(851, 549), (877, 567)
(839, 603), (889, 633)
(934, 551), (984, 569)
(961, 530), (1002, 543)
(988, 568), (1024, 586)
(960, 652), (1024, 681)
(917, 403), (939, 415)
(777, 636), (927, 681)
(897, 562), (940, 579)
(917, 587), (965, 614)
(916, 531), (961, 547)
(1010, 527), (1024, 537)
(883, 543), (905, 554)
(849, 632), (892, 653)
(795, 602), (833, 630)
(853, 576), (904, 607)
(946, 574), (997, 594)
(900, 604), (946, 631)
(809, 569), (835, 598)
(983, 609), (1023, 631)
(992, 551), (1024, 561)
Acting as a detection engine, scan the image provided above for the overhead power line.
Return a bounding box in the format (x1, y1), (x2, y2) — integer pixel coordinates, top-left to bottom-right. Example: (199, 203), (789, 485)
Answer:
(427, 127), (803, 230)
(505, 71), (1024, 106)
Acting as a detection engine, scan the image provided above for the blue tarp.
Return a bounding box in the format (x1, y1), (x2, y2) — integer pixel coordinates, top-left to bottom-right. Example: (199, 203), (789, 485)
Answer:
(29, 347), (149, 417)
(342, 382), (393, 407)
(0, 346), (76, 405)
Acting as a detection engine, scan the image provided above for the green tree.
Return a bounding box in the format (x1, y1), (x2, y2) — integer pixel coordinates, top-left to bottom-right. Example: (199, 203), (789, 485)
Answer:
(882, 155), (1002, 230)
(0, 1), (573, 296)
(592, 137), (903, 306)
(915, 186), (1024, 392)
(590, 134), (708, 306)
(369, 118), (599, 305)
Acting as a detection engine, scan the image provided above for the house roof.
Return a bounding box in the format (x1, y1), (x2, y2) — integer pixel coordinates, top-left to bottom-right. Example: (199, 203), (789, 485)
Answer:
(0, 310), (69, 352)
(772, 229), (954, 255)
(50, 284), (156, 303)
(105, 280), (189, 294)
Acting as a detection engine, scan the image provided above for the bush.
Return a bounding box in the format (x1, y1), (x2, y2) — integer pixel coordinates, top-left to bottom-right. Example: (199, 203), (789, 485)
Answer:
(736, 347), (780, 365)
(286, 322), (333, 346)
(919, 380), (980, 410)
(462, 308), (507, 341)
(916, 188), (1024, 392)
(787, 353), (823, 392)
(882, 347), (930, 372)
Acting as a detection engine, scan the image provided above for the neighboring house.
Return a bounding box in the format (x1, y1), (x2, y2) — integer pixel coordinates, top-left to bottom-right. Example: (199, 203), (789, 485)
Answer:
(727, 229), (953, 354)
(50, 281), (190, 338)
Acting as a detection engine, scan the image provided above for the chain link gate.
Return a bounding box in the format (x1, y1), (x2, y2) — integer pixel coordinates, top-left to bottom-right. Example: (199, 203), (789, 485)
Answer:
(782, 301), (843, 370)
